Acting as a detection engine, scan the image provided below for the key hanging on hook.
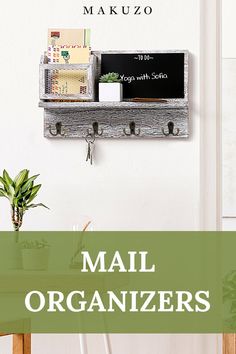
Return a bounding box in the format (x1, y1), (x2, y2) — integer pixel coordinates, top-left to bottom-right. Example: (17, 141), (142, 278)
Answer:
(85, 133), (95, 165)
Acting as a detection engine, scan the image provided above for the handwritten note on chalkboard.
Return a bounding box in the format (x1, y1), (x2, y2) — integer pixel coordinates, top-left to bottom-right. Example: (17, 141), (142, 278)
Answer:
(100, 52), (186, 99)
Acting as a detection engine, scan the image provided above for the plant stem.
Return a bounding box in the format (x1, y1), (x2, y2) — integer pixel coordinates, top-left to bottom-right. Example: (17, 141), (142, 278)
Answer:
(11, 206), (23, 240)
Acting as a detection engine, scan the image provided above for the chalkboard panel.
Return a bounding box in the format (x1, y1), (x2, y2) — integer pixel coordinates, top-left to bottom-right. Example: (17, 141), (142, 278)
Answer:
(100, 52), (186, 99)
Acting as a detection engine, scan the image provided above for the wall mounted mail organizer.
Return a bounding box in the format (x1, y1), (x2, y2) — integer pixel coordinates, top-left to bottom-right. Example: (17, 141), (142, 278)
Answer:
(39, 50), (189, 139)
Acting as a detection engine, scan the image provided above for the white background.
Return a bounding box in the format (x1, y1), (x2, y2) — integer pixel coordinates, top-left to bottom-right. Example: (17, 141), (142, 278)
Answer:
(0, 0), (220, 353)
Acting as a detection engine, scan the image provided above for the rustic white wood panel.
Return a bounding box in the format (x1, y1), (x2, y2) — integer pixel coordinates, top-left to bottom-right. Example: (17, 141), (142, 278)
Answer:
(43, 105), (189, 139)
(222, 59), (236, 216)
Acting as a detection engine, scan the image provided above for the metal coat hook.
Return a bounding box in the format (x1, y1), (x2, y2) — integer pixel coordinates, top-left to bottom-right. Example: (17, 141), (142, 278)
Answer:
(124, 121), (141, 136)
(162, 121), (180, 136)
(49, 122), (65, 137)
(87, 122), (103, 136)
(85, 133), (95, 165)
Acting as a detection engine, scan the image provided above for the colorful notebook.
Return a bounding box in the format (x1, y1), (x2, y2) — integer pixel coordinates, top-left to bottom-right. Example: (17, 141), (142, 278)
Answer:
(48, 45), (90, 64)
(48, 29), (91, 47)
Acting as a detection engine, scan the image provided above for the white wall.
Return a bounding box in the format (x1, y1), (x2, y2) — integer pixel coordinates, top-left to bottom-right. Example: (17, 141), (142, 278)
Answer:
(0, 0), (219, 353)
(222, 0), (236, 58)
(222, 60), (236, 217)
(222, 0), (236, 230)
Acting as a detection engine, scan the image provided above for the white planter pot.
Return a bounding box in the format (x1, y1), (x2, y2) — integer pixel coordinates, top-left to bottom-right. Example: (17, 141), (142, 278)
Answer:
(22, 248), (49, 271)
(99, 83), (123, 102)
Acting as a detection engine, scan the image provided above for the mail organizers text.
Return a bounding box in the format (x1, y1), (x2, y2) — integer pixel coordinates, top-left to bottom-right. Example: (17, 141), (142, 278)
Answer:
(39, 54), (97, 101)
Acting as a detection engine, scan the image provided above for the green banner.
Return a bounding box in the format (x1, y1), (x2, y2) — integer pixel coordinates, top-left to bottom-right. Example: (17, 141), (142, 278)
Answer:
(0, 231), (235, 333)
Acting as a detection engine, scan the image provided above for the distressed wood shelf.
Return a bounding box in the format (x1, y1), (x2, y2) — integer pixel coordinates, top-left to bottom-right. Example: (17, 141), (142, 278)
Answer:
(39, 50), (189, 139)
(39, 101), (188, 110)
(39, 101), (189, 139)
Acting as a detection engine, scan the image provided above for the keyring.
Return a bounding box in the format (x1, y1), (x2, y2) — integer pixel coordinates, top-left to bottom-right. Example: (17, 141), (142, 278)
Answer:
(85, 133), (95, 144)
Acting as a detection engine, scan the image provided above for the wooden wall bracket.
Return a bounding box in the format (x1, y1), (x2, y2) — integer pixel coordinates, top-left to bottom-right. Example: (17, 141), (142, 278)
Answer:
(40, 101), (189, 139)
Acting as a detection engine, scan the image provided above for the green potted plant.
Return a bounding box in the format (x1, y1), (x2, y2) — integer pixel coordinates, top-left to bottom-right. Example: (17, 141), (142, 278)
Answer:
(20, 239), (50, 271)
(99, 72), (123, 102)
(0, 169), (49, 269)
(0, 169), (48, 235)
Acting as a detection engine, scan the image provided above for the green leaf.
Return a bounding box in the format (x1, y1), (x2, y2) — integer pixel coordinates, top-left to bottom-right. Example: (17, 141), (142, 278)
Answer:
(0, 176), (9, 192)
(14, 169), (29, 191)
(26, 193), (37, 204)
(21, 184), (33, 198)
(13, 197), (19, 206)
(100, 72), (121, 83)
(3, 170), (13, 187)
(21, 175), (39, 194)
(0, 188), (8, 198)
(26, 187), (41, 204)
(23, 188), (33, 199)
(27, 203), (49, 210)
(8, 184), (15, 203)
(31, 184), (42, 195)
(8, 184), (15, 196)
(26, 185), (42, 204)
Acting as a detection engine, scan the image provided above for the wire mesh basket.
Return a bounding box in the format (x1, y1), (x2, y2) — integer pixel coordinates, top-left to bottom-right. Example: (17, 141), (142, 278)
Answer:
(39, 54), (97, 101)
